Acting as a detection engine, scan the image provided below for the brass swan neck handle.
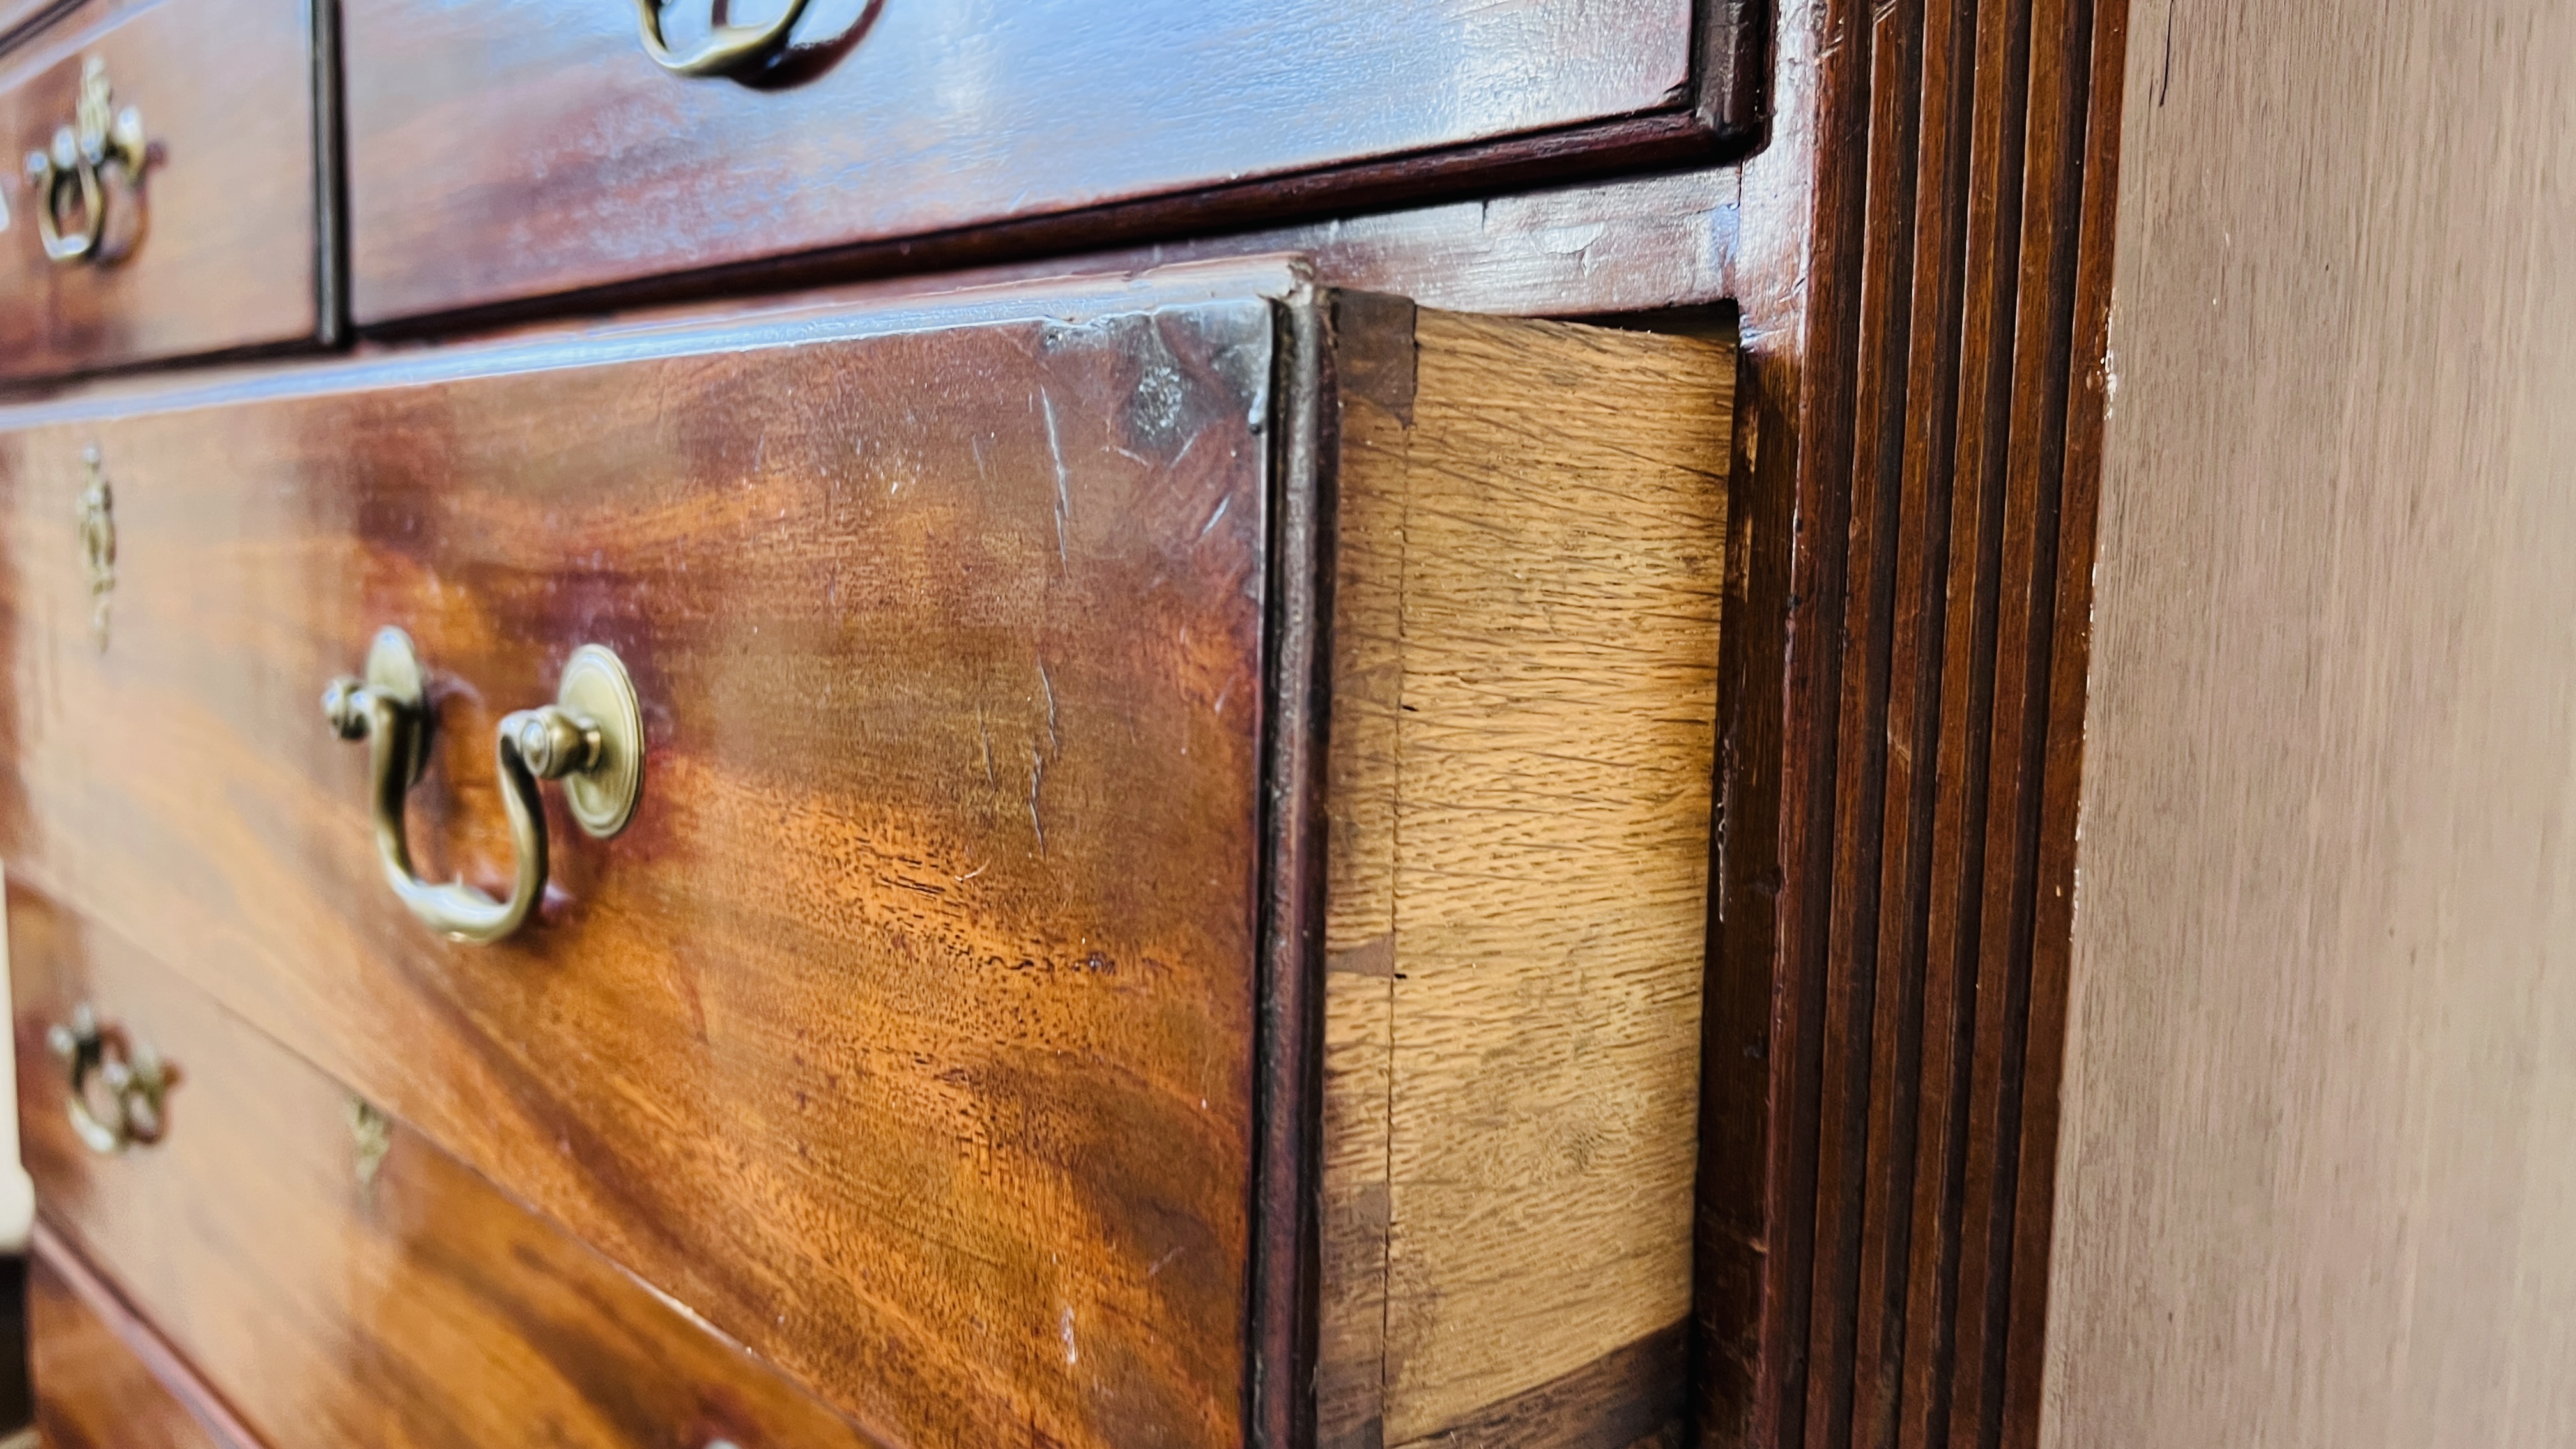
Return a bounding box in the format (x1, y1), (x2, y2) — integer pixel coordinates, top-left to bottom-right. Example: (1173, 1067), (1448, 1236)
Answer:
(632, 0), (813, 77)
(323, 629), (643, 946)
(24, 56), (150, 266)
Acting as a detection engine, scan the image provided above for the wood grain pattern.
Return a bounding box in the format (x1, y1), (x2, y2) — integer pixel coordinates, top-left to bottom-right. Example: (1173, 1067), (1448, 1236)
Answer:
(2040, 0), (2576, 1443)
(28, 1248), (235, 1449)
(1315, 302), (1733, 1447)
(0, 0), (319, 381)
(341, 0), (1721, 325)
(0, 286), (1281, 1448)
(1660, 0), (2128, 1443)
(10, 883), (891, 1449)
(0, 273), (1743, 1445)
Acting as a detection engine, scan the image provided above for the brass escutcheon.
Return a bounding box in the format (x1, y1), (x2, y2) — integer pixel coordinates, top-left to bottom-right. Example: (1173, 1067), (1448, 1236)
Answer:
(47, 1004), (169, 1156)
(347, 1095), (394, 1188)
(322, 629), (645, 945)
(75, 445), (112, 650)
(22, 57), (148, 266)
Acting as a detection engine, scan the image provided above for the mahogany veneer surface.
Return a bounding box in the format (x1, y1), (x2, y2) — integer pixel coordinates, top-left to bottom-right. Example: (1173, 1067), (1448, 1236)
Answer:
(27, 1246), (230, 1449)
(0, 277), (1282, 1448)
(341, 0), (1709, 323)
(12, 884), (891, 1449)
(0, 0), (320, 380)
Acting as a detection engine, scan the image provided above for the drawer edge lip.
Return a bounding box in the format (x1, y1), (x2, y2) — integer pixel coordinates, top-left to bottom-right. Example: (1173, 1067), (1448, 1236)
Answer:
(0, 325), (332, 397)
(310, 0), (347, 351)
(0, 255), (1315, 428)
(1248, 288), (1330, 1449)
(29, 1218), (266, 1449)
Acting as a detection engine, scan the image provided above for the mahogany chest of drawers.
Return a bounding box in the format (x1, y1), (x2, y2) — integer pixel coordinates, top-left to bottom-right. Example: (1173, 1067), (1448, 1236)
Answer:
(0, 1), (2131, 1447)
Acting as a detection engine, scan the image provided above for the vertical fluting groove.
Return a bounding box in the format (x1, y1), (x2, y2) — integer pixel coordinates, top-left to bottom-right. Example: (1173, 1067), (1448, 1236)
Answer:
(1945, 0), (2092, 1438)
(1884, 0), (1990, 1442)
(1995, 1), (2128, 1445)
(1895, 0), (2033, 1441)
(1850, 0), (1977, 1439)
(1726, 0), (2128, 1436)
(1767, 0), (1884, 1443)
(1804, 0), (1930, 1443)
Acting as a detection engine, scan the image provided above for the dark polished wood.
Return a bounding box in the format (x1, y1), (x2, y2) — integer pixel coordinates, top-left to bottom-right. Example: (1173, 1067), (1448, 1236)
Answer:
(0, 272), (1741, 1448)
(0, 280), (1282, 1448)
(12, 884), (893, 1449)
(28, 1230), (257, 1449)
(1689, 1), (2131, 1446)
(0, 0), (321, 381)
(340, 0), (1745, 325)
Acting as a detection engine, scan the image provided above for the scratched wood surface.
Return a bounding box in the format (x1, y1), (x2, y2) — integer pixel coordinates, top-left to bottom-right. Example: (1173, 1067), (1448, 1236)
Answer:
(1316, 300), (1732, 1448)
(2042, 0), (2576, 1443)
(0, 288), (1278, 1447)
(11, 883), (891, 1449)
(0, 0), (319, 381)
(342, 0), (1707, 325)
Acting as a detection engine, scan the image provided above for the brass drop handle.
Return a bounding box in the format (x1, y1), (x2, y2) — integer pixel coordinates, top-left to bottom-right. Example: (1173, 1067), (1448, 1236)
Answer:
(322, 629), (643, 946)
(47, 1005), (168, 1156)
(633, 0), (811, 76)
(22, 57), (148, 266)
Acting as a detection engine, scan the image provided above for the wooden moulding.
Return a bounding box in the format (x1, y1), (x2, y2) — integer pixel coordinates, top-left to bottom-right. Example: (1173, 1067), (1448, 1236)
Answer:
(1719, 1), (2135, 1445)
(1309, 297), (1736, 1448)
(339, 0), (1755, 330)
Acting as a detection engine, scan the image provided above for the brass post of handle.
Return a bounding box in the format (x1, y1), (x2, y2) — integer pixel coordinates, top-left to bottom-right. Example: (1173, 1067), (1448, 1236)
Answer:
(22, 57), (148, 266)
(632, 0), (813, 76)
(322, 629), (644, 946)
(47, 1005), (169, 1156)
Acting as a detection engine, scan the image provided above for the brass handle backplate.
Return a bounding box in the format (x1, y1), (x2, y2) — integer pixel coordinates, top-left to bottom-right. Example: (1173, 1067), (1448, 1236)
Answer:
(323, 629), (644, 946)
(47, 1005), (168, 1156)
(632, 0), (811, 75)
(22, 57), (148, 266)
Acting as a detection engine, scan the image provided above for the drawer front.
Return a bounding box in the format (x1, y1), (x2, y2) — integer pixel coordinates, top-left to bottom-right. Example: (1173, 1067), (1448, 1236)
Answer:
(345, 0), (1700, 323)
(0, 285), (1278, 1446)
(29, 1252), (234, 1449)
(0, 0), (319, 381)
(12, 884), (891, 1449)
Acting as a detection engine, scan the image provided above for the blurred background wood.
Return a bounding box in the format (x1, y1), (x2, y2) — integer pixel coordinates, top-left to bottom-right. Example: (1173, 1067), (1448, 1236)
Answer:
(2043, 0), (2576, 1444)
